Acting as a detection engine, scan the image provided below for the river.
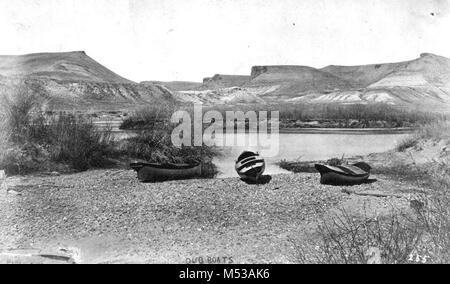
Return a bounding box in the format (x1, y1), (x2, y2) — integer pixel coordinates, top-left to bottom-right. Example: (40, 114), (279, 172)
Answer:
(211, 131), (411, 178)
(95, 121), (412, 178)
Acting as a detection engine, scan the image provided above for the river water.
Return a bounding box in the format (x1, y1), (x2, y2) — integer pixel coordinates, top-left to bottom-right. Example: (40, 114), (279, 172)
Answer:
(211, 131), (410, 178)
(96, 121), (411, 178)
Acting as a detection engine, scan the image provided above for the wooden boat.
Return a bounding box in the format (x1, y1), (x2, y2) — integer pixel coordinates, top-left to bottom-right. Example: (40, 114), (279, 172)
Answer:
(315, 162), (371, 185)
(235, 151), (266, 182)
(130, 162), (202, 182)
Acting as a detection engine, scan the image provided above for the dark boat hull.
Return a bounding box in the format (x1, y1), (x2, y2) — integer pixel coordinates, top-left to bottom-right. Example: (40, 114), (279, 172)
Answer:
(130, 162), (202, 182)
(315, 163), (370, 185)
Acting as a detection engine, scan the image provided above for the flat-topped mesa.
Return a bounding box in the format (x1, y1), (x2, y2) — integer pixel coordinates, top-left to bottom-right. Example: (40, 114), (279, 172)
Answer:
(250, 65), (317, 79)
(420, 52), (438, 58)
(202, 74), (251, 88)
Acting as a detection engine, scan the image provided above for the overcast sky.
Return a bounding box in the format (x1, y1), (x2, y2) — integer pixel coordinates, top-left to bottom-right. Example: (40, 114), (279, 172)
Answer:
(1, 0), (449, 82)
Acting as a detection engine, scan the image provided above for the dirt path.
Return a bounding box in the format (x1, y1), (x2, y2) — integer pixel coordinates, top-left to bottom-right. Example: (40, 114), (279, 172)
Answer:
(0, 170), (419, 264)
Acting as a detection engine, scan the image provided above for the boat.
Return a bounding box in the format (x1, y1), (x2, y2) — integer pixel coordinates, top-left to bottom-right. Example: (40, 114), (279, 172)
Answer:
(235, 151), (266, 182)
(314, 162), (372, 185)
(130, 162), (202, 182)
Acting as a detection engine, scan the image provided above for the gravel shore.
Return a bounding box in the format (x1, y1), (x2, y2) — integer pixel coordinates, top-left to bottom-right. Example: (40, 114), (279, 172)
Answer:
(0, 170), (417, 263)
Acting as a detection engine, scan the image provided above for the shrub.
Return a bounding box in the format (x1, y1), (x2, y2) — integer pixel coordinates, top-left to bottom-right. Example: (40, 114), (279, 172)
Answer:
(122, 129), (219, 178)
(0, 85), (40, 143)
(120, 104), (220, 178)
(0, 142), (49, 175)
(396, 135), (420, 152)
(120, 103), (175, 130)
(44, 114), (116, 171)
(395, 120), (450, 152)
(410, 158), (450, 263)
(0, 88), (116, 173)
(293, 208), (423, 264)
(417, 120), (450, 140)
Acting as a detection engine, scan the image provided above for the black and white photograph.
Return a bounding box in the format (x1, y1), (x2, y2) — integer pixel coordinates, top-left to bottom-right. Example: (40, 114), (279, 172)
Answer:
(0, 0), (449, 267)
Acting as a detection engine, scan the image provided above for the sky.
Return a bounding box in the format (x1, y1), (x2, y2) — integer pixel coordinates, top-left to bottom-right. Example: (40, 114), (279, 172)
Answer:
(0, 0), (449, 82)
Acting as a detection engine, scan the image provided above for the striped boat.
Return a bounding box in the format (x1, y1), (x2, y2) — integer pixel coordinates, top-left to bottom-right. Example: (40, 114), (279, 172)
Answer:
(235, 151), (266, 182)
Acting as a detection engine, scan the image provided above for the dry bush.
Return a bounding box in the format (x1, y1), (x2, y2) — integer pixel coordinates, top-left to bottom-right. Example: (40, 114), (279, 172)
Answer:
(122, 129), (218, 178)
(380, 120), (450, 262)
(0, 87), (116, 174)
(417, 120), (450, 141)
(396, 135), (420, 152)
(120, 104), (219, 178)
(411, 158), (450, 263)
(43, 114), (116, 171)
(120, 103), (175, 130)
(293, 208), (422, 264)
(395, 120), (450, 152)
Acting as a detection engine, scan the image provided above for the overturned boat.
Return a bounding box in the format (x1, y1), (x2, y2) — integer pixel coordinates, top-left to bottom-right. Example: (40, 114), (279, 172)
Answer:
(130, 162), (202, 182)
(235, 151), (266, 182)
(315, 162), (371, 185)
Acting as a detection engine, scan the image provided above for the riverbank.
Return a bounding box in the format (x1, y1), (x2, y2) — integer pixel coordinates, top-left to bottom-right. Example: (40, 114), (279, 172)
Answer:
(278, 127), (415, 134)
(279, 123), (450, 176)
(0, 170), (419, 264)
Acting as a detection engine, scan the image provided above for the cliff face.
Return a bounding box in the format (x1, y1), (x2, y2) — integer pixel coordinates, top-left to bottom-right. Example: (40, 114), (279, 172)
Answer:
(247, 65), (353, 95)
(250, 65), (317, 79)
(177, 53), (450, 111)
(2, 51), (449, 111)
(202, 74), (251, 89)
(0, 51), (176, 110)
(276, 53), (450, 111)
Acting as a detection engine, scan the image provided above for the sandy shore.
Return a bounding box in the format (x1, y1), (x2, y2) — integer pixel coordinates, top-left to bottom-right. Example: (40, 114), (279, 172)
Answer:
(0, 170), (419, 264)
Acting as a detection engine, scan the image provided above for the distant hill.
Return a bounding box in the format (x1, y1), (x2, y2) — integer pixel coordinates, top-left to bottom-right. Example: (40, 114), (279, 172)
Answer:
(299, 53), (450, 110)
(0, 51), (176, 111)
(176, 53), (450, 112)
(1, 51), (449, 112)
(246, 65), (352, 96)
(322, 53), (450, 89)
(141, 81), (203, 92)
(0, 51), (132, 83)
(202, 74), (251, 89)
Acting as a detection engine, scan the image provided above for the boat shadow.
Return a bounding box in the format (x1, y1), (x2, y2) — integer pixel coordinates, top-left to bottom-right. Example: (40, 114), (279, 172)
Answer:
(241, 175), (273, 185)
(322, 178), (378, 186)
(364, 178), (378, 184)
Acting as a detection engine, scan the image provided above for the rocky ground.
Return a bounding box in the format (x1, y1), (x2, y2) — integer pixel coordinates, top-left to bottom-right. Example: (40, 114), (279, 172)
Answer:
(0, 170), (420, 264)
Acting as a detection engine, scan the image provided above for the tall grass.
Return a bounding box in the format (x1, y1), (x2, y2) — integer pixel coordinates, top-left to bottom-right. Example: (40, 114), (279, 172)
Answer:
(409, 157), (450, 263)
(0, 88), (219, 178)
(293, 121), (450, 263)
(0, 86), (39, 143)
(120, 103), (175, 130)
(119, 103), (220, 177)
(123, 130), (218, 178)
(396, 120), (450, 152)
(121, 122), (219, 178)
(293, 208), (422, 264)
(416, 120), (450, 140)
(0, 88), (115, 174)
(44, 114), (115, 171)
(396, 136), (420, 152)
